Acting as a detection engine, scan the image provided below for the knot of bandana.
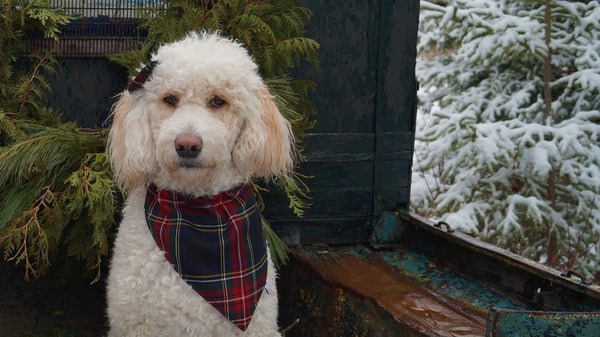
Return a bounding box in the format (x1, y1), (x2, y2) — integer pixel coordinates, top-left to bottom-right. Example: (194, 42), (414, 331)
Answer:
(128, 61), (157, 92)
(144, 184), (268, 331)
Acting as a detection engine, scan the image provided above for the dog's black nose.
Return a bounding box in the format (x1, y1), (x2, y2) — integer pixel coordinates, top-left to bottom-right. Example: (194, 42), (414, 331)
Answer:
(174, 134), (203, 158)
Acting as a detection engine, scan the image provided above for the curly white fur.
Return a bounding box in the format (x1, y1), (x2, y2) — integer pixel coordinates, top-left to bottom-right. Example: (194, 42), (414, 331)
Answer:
(106, 32), (292, 337)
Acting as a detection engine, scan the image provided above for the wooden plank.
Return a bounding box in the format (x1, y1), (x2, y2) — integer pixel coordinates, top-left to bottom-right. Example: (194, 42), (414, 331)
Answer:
(262, 189), (373, 219)
(373, 0), (419, 215)
(285, 246), (488, 336)
(278, 250), (411, 337)
(376, 161), (411, 188)
(297, 161), (373, 190)
(302, 133), (374, 162)
(270, 218), (373, 245)
(403, 213), (600, 311)
(379, 0), (419, 133)
(486, 309), (600, 337)
(379, 131), (415, 161)
(377, 188), (411, 212)
(295, 0), (379, 133)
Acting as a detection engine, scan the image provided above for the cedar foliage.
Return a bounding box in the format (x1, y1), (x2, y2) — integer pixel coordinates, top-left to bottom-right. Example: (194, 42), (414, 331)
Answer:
(0, 0), (318, 280)
(0, 0), (113, 282)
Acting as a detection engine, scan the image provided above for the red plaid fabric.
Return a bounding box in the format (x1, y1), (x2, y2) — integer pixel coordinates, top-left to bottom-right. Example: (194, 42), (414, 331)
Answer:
(144, 184), (268, 331)
(128, 61), (157, 91)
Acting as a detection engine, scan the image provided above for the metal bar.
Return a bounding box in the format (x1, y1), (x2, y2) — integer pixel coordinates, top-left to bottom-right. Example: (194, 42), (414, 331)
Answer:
(486, 308), (600, 337)
(401, 213), (600, 310)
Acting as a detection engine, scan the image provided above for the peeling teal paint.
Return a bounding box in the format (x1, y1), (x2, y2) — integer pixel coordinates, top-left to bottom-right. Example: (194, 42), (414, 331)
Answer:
(377, 248), (529, 314)
(279, 211), (600, 335)
(370, 211), (405, 248)
(486, 309), (600, 337)
(282, 241), (600, 336)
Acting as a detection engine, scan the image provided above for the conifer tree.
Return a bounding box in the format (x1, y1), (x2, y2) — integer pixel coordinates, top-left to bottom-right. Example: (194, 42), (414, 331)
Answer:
(0, 0), (318, 280)
(413, 0), (600, 281)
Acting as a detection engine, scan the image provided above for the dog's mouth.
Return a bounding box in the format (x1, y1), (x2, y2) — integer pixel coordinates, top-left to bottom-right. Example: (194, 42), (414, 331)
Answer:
(175, 159), (202, 169)
(174, 158), (217, 170)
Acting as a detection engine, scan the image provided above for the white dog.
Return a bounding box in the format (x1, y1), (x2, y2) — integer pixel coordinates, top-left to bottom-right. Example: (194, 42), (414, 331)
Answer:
(106, 32), (293, 336)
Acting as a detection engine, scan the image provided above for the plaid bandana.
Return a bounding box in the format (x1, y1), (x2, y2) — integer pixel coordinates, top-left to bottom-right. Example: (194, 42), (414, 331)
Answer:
(144, 184), (268, 331)
(128, 61), (157, 91)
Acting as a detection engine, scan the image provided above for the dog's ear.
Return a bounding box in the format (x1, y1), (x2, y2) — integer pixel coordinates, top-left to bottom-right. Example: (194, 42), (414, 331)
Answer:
(107, 91), (155, 191)
(233, 86), (294, 178)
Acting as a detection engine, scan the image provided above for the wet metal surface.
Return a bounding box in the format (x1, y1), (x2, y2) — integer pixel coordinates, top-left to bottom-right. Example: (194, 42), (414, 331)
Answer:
(399, 213), (600, 312)
(376, 247), (532, 314)
(399, 213), (600, 302)
(486, 308), (600, 337)
(295, 247), (487, 337)
(282, 211), (600, 336)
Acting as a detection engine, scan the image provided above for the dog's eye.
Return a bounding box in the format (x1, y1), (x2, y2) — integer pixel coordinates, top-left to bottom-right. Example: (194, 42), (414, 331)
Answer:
(210, 96), (226, 108)
(162, 95), (179, 107)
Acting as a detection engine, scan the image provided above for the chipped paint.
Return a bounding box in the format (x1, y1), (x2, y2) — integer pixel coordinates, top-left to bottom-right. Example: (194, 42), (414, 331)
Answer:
(279, 213), (600, 336)
(376, 248), (530, 314)
(295, 247), (488, 336)
(486, 308), (600, 337)
(400, 213), (600, 311)
(370, 211), (405, 248)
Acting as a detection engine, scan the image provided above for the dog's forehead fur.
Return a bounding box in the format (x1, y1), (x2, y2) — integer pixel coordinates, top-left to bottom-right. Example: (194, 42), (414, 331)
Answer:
(143, 33), (262, 94)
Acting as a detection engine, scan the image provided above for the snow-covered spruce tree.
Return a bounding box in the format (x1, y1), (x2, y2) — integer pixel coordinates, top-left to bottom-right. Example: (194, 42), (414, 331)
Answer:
(413, 0), (600, 281)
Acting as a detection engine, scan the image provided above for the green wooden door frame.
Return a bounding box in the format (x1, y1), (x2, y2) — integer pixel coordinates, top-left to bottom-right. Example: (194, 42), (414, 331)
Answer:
(261, 0), (420, 245)
(373, 0), (419, 215)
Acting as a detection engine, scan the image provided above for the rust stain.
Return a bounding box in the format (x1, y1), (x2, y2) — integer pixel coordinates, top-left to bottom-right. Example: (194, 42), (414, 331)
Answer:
(329, 288), (345, 334)
(300, 251), (487, 337)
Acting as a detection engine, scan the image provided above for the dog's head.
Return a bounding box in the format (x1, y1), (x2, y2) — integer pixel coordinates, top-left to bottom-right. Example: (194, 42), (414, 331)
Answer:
(107, 32), (294, 196)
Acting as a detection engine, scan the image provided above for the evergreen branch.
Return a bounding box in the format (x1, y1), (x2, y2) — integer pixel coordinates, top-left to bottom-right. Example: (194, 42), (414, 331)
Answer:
(18, 50), (54, 114)
(0, 124), (104, 188)
(0, 181), (54, 280)
(61, 151), (117, 282)
(416, 0), (600, 279)
(24, 0), (72, 41)
(277, 171), (312, 218)
(0, 110), (25, 143)
(262, 216), (290, 268)
(0, 124), (109, 279)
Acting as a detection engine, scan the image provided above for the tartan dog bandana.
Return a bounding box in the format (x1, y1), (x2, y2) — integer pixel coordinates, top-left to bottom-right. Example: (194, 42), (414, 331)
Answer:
(144, 184), (268, 331)
(128, 60), (157, 92)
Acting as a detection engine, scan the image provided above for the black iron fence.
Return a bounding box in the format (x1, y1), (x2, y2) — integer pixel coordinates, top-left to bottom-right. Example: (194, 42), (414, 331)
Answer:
(53, 0), (158, 18)
(25, 0), (165, 56)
